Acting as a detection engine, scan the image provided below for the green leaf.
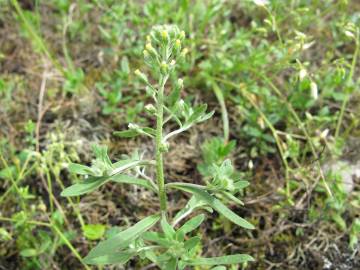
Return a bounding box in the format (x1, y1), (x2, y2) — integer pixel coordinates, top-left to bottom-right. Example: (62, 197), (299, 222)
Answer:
(184, 236), (201, 251)
(142, 232), (173, 247)
(187, 104), (207, 124)
(0, 228), (12, 241)
(61, 176), (109, 197)
(92, 144), (112, 167)
(222, 192), (244, 206)
(211, 267), (227, 270)
(142, 127), (157, 136)
(20, 248), (38, 257)
(0, 166), (16, 180)
(38, 231), (52, 253)
(332, 213), (347, 231)
(167, 81), (182, 107)
(114, 130), (139, 138)
(121, 56), (130, 75)
(185, 254), (254, 265)
(110, 174), (156, 192)
(200, 110), (215, 122)
(177, 214), (205, 237)
(61, 174), (155, 197)
(161, 217), (175, 239)
(173, 196), (212, 223)
(83, 224), (106, 240)
(168, 183), (254, 230)
(114, 127), (156, 138)
(349, 234), (358, 250)
(233, 181), (250, 190)
(68, 163), (94, 175)
(84, 214), (160, 263)
(85, 251), (136, 265)
(163, 258), (177, 270)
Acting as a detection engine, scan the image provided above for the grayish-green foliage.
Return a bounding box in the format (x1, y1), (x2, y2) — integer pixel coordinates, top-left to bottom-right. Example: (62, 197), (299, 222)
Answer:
(62, 25), (254, 269)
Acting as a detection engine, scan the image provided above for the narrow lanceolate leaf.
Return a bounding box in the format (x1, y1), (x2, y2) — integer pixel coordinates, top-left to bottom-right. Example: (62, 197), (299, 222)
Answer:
(114, 127), (156, 138)
(142, 232), (173, 247)
(184, 236), (201, 251)
(83, 214), (160, 264)
(168, 183), (254, 230)
(187, 104), (208, 124)
(61, 176), (109, 197)
(222, 192), (244, 206)
(199, 110), (215, 123)
(110, 174), (156, 192)
(177, 214), (205, 236)
(113, 129), (139, 138)
(83, 251), (135, 265)
(160, 217), (175, 239)
(233, 181), (250, 190)
(68, 163), (94, 175)
(185, 254), (255, 266)
(61, 174), (155, 197)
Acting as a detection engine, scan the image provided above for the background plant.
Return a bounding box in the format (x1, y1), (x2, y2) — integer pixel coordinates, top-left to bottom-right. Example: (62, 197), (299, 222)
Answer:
(1, 1), (360, 269)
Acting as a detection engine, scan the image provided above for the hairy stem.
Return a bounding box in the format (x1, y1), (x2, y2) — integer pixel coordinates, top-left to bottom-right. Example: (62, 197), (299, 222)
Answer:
(156, 75), (168, 213)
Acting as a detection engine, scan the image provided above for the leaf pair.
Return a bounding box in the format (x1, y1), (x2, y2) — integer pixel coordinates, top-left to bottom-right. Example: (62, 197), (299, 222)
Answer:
(62, 146), (156, 196)
(182, 103), (214, 129)
(163, 102), (214, 141)
(114, 125), (156, 138)
(167, 182), (254, 230)
(83, 214), (160, 265)
(203, 159), (250, 205)
(197, 138), (237, 177)
(70, 144), (113, 177)
(61, 174), (156, 197)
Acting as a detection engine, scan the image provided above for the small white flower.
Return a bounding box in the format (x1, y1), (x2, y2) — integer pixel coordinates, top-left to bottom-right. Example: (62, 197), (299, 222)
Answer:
(253, 0), (269, 6)
(248, 160), (254, 170)
(303, 41), (315, 50)
(345, 30), (355, 39)
(128, 123), (139, 130)
(320, 129), (329, 140)
(177, 78), (184, 88)
(299, 69), (307, 81)
(310, 81), (318, 100)
(145, 104), (156, 112)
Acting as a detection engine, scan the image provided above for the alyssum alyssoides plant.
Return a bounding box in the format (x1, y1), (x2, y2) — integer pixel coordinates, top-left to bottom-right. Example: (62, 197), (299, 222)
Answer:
(62, 25), (254, 269)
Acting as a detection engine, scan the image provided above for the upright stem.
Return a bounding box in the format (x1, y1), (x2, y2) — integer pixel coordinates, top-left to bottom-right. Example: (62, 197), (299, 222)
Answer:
(156, 75), (168, 213)
(335, 30), (359, 138)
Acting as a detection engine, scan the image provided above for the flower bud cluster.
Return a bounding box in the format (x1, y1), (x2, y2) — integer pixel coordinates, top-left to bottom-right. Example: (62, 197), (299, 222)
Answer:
(141, 25), (188, 75)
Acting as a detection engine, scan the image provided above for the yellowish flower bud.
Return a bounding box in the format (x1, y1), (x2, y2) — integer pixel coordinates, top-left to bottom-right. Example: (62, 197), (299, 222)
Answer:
(180, 30), (185, 40)
(160, 61), (168, 74)
(146, 43), (153, 51)
(145, 104), (156, 114)
(135, 69), (148, 84)
(161, 30), (168, 39)
(182, 48), (189, 55)
(177, 78), (183, 88)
